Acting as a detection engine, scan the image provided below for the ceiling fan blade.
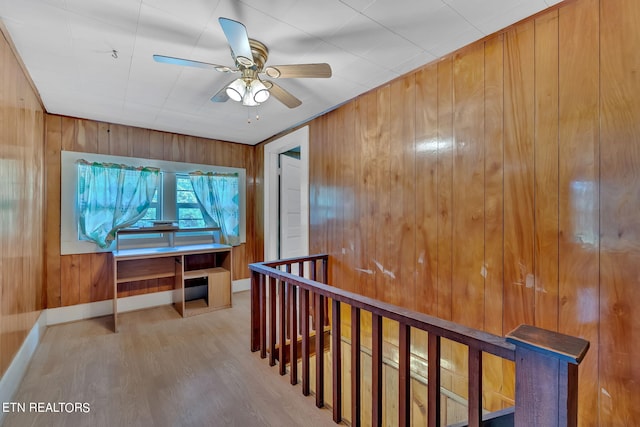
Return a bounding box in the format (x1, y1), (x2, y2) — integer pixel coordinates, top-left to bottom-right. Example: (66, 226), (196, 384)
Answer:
(264, 63), (332, 79)
(211, 84), (231, 103)
(218, 17), (254, 67)
(265, 81), (302, 108)
(153, 55), (236, 73)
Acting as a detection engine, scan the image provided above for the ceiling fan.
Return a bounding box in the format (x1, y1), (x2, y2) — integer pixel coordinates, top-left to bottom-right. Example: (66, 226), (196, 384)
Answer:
(153, 17), (332, 109)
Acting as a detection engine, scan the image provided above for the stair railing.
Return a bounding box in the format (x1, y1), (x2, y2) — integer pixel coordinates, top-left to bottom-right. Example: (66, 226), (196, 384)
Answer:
(249, 254), (589, 427)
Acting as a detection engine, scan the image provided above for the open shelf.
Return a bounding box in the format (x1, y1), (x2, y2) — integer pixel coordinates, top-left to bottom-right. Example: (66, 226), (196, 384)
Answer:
(111, 243), (232, 332)
(182, 267), (231, 316)
(116, 257), (176, 283)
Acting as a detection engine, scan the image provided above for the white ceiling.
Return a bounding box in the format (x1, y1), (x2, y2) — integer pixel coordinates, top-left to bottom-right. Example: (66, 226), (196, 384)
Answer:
(0, 0), (561, 145)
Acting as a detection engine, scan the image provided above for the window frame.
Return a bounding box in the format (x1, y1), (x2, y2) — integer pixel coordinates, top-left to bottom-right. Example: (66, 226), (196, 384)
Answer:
(60, 150), (246, 255)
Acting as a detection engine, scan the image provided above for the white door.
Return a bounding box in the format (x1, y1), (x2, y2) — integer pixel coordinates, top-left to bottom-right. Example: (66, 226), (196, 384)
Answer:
(279, 154), (302, 269)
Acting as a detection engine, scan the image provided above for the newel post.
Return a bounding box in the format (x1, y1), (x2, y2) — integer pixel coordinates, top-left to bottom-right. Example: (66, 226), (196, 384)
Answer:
(506, 325), (590, 427)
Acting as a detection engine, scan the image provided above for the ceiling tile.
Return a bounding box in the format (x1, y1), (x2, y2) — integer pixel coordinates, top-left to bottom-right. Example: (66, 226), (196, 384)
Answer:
(338, 0), (377, 13)
(445, 0), (550, 35)
(280, 0), (359, 40)
(62, 0), (143, 33)
(141, 0), (220, 31)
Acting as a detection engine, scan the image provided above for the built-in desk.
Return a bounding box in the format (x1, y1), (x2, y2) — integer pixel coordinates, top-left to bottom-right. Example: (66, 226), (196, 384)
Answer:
(112, 243), (232, 332)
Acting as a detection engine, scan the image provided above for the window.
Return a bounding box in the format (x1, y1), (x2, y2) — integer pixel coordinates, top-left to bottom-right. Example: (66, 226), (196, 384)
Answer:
(176, 174), (206, 229)
(61, 151), (246, 255)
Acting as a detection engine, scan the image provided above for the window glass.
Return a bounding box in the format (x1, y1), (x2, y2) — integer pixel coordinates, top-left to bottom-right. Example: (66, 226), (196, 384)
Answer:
(176, 174), (205, 228)
(132, 179), (161, 228)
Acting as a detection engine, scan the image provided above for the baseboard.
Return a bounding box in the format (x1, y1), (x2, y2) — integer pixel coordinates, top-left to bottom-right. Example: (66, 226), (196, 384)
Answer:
(46, 279), (251, 326)
(45, 291), (178, 326)
(232, 278), (250, 293)
(0, 311), (46, 425)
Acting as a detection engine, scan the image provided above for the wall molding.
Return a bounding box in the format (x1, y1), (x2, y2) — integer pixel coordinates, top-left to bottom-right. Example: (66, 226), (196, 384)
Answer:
(47, 279), (250, 326)
(0, 311), (46, 425)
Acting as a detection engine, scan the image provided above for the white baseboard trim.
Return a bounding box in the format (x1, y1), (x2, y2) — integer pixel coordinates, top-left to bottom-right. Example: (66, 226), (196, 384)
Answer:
(46, 279), (251, 326)
(0, 311), (46, 425)
(232, 278), (250, 293)
(45, 291), (177, 326)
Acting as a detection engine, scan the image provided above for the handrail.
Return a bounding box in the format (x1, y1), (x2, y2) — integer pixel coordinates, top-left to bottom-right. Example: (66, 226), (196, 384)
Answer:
(250, 258), (515, 361)
(249, 254), (589, 427)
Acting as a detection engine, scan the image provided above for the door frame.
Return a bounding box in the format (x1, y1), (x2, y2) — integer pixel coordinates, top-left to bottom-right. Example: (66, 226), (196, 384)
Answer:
(263, 126), (309, 261)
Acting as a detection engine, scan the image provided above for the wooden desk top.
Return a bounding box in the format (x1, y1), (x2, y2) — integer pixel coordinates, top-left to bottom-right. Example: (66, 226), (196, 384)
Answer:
(112, 243), (232, 261)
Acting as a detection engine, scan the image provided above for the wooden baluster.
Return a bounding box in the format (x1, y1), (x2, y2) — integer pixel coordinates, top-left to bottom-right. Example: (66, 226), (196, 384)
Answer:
(310, 260), (317, 331)
(269, 277), (277, 367)
(468, 347), (483, 426)
(315, 293), (325, 407)
(399, 323), (411, 427)
(428, 333), (441, 427)
(278, 279), (286, 376)
(372, 313), (383, 427)
(285, 264), (291, 340)
(351, 307), (361, 427)
(250, 271), (260, 351)
(298, 261), (304, 335)
(259, 273), (267, 359)
(301, 288), (310, 396)
(332, 299), (342, 423)
(322, 258), (329, 326)
(322, 257), (328, 283)
(289, 283), (298, 385)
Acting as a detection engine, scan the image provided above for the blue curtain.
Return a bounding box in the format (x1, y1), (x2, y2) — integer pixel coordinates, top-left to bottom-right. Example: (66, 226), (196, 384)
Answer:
(77, 160), (160, 248)
(189, 172), (240, 245)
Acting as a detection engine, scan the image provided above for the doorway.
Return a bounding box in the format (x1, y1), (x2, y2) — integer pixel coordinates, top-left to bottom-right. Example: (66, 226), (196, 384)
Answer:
(263, 126), (309, 262)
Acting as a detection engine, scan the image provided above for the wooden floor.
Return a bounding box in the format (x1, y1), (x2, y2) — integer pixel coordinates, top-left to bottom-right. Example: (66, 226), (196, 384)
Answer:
(2, 291), (338, 427)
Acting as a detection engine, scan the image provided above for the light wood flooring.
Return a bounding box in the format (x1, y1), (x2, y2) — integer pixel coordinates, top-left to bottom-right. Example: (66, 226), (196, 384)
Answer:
(2, 291), (338, 427)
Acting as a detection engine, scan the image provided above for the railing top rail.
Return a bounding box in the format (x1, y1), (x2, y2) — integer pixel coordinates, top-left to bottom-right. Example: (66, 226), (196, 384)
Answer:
(250, 259), (515, 361)
(262, 253), (329, 268)
(507, 324), (590, 365)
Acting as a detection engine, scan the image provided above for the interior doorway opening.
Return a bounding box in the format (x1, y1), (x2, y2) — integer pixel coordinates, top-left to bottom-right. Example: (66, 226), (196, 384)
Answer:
(263, 127), (309, 263)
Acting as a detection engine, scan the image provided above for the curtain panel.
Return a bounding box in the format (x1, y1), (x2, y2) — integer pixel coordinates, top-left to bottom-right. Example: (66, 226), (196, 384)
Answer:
(77, 160), (160, 248)
(188, 171), (240, 245)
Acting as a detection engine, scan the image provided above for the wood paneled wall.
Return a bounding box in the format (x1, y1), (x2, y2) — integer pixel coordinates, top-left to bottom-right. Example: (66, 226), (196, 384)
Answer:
(305, 0), (639, 424)
(0, 28), (45, 377)
(44, 116), (258, 308)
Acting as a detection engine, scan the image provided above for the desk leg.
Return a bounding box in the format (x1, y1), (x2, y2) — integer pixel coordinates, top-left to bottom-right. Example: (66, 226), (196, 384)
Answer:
(174, 256), (184, 317)
(113, 260), (118, 333)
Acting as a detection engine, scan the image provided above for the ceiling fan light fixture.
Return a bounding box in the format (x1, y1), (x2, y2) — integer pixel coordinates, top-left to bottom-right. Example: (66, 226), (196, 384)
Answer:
(242, 89), (259, 107)
(226, 78), (246, 102)
(251, 80), (270, 103)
